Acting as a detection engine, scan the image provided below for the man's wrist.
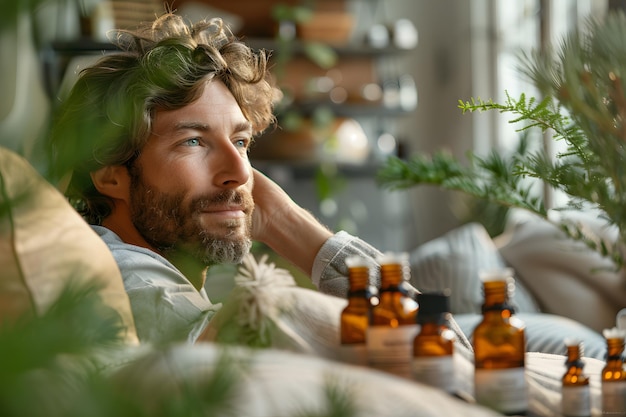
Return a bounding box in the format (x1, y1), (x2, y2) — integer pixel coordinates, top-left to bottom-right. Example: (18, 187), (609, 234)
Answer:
(261, 204), (333, 276)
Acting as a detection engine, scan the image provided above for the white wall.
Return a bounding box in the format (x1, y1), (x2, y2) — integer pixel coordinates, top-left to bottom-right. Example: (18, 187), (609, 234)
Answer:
(0, 13), (51, 168)
(381, 0), (479, 247)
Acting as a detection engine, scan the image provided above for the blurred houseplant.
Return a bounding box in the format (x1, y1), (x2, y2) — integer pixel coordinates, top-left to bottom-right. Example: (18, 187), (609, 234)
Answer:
(270, 2), (346, 201)
(264, 2), (362, 231)
(0, 281), (359, 417)
(378, 10), (626, 270)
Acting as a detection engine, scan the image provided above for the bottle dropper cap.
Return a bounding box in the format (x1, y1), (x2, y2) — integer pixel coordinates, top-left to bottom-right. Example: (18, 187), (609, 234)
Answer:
(417, 291), (450, 318)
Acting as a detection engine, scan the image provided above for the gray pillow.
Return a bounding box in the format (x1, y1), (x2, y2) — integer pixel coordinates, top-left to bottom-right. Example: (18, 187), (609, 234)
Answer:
(453, 313), (606, 360)
(409, 223), (540, 315)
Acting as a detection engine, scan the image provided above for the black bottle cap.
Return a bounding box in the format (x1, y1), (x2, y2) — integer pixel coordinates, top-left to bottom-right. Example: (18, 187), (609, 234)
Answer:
(417, 291), (450, 314)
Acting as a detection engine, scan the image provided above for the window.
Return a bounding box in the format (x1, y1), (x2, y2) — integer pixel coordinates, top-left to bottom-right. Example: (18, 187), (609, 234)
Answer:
(473, 0), (608, 208)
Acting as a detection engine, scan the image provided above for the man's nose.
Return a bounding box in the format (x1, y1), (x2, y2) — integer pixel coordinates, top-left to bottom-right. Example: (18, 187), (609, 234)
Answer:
(213, 142), (251, 187)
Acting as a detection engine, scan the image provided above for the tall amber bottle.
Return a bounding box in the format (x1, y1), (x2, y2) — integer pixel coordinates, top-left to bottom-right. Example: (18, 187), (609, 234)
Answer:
(601, 328), (626, 417)
(472, 269), (527, 415)
(412, 292), (456, 393)
(561, 339), (590, 417)
(339, 255), (373, 366)
(367, 252), (419, 379)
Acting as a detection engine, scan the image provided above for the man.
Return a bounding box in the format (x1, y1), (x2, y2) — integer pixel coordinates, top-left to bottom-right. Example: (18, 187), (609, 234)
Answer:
(48, 12), (385, 344)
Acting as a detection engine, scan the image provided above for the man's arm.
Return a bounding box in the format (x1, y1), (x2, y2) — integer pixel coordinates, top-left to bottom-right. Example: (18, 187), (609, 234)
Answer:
(251, 168), (334, 276)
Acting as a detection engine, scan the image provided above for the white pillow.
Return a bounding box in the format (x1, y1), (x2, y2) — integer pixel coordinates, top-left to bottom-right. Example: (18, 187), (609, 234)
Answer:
(454, 312), (607, 360)
(112, 342), (501, 417)
(496, 210), (625, 332)
(112, 342), (607, 417)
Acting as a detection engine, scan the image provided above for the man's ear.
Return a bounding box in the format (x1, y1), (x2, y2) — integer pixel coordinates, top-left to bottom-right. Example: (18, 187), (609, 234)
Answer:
(90, 166), (130, 201)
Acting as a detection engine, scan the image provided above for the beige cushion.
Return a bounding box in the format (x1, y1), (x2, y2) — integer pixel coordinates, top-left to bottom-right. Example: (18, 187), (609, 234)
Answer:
(0, 147), (138, 345)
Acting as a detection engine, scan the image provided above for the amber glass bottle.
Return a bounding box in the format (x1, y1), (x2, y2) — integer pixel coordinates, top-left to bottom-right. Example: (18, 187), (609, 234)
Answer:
(561, 339), (590, 417)
(472, 269), (527, 415)
(339, 255), (373, 366)
(412, 292), (456, 393)
(601, 328), (626, 416)
(367, 252), (419, 378)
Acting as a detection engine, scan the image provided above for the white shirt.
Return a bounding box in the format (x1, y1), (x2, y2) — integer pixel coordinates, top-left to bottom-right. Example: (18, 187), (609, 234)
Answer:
(93, 226), (384, 345)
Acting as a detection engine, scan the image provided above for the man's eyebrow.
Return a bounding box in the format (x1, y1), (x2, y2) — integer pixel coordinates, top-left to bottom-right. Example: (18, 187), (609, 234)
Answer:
(173, 121), (210, 131)
(234, 121), (253, 134)
(173, 121), (253, 134)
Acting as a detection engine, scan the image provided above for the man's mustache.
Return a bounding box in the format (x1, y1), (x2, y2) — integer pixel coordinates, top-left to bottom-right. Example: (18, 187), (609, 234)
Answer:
(193, 190), (254, 213)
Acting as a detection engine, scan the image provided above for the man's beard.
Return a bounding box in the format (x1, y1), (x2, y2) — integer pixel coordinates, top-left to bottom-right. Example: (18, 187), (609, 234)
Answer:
(128, 169), (254, 266)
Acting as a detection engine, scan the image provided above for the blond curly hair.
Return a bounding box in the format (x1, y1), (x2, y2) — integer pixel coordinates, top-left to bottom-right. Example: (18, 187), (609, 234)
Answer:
(49, 12), (282, 224)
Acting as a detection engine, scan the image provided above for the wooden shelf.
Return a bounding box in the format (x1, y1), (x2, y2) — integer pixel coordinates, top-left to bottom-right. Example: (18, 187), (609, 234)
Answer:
(245, 37), (416, 57)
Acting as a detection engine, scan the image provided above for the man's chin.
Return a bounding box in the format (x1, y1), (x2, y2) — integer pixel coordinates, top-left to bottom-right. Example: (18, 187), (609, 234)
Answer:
(204, 239), (252, 265)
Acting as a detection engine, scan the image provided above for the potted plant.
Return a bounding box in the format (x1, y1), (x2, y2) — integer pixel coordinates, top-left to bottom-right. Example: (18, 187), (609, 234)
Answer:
(377, 10), (626, 270)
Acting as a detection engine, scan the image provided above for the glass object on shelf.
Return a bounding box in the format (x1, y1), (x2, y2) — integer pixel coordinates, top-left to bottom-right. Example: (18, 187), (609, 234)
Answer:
(392, 19), (418, 49)
(367, 23), (390, 48)
(321, 118), (370, 164)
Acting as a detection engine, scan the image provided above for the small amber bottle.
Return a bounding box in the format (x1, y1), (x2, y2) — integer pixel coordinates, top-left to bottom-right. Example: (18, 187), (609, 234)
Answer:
(561, 339), (590, 417)
(472, 269), (527, 415)
(412, 292), (456, 393)
(367, 252), (419, 378)
(339, 255), (373, 366)
(601, 328), (626, 417)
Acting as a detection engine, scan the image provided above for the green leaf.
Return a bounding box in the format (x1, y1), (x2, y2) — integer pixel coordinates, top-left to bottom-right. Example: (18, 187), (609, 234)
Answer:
(303, 42), (338, 69)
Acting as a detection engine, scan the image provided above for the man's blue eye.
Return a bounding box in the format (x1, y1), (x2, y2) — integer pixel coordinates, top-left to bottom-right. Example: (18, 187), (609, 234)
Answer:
(235, 139), (248, 148)
(185, 138), (200, 146)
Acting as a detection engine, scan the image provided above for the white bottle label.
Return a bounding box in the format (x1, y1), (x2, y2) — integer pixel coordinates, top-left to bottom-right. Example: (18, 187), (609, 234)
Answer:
(474, 367), (527, 414)
(602, 380), (626, 416)
(337, 344), (368, 367)
(412, 355), (455, 392)
(367, 324), (418, 379)
(561, 385), (591, 417)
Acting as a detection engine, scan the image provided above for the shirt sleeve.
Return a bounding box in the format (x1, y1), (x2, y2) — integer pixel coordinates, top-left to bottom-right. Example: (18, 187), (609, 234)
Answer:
(311, 231), (384, 298)
(311, 231), (471, 351)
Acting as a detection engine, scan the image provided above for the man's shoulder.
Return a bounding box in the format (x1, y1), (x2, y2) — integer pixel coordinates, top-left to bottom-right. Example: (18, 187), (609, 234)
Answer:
(91, 225), (208, 305)
(90, 225), (182, 283)
(91, 226), (160, 261)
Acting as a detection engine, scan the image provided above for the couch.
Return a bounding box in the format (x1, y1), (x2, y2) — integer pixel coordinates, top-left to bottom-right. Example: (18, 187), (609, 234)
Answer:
(0, 145), (616, 416)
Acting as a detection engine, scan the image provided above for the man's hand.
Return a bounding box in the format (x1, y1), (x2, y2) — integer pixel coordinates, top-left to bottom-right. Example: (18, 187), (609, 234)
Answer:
(250, 168), (296, 243)
(251, 168), (333, 276)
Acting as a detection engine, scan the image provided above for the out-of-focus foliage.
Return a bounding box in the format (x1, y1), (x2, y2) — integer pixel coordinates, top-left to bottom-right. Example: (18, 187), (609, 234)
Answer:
(378, 11), (626, 270)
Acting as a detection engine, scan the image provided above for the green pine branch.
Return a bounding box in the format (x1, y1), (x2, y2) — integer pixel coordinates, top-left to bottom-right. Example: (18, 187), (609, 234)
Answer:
(378, 134), (547, 217)
(379, 11), (626, 271)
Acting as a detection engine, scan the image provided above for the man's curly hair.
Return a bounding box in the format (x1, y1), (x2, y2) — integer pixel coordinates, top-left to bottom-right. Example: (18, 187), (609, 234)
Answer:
(48, 12), (281, 224)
